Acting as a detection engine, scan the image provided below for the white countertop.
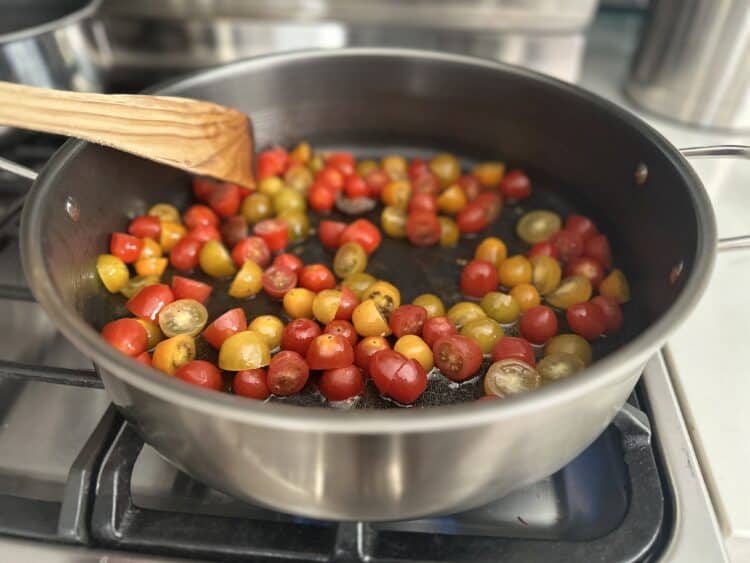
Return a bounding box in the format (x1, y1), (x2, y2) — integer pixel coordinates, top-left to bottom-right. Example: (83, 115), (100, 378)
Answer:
(581, 14), (750, 563)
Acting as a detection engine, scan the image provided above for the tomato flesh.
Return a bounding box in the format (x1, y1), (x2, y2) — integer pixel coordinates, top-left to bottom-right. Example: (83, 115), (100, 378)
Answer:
(433, 334), (483, 382)
(262, 265), (298, 299)
(389, 305), (427, 338)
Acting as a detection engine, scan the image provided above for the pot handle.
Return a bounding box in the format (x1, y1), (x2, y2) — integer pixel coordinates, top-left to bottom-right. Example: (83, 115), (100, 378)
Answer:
(680, 145), (750, 252)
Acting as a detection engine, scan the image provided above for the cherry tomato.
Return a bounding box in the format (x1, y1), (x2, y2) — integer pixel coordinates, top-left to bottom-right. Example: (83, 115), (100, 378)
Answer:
(218, 331), (271, 371)
(473, 162), (505, 188)
(220, 215), (249, 247)
(158, 299), (208, 338)
(437, 184), (468, 215)
(281, 318), (322, 356)
(517, 211), (561, 244)
(101, 318), (148, 357)
(432, 334), (483, 382)
(406, 211), (441, 246)
(267, 350), (309, 395)
(308, 182), (336, 212)
(193, 177), (217, 202)
(231, 236), (271, 268)
(135, 351), (152, 366)
(474, 193), (503, 222)
(412, 171), (440, 196)
(316, 166), (345, 193)
(408, 193), (438, 215)
(460, 260), (499, 298)
(149, 203), (181, 223)
(257, 147), (289, 179)
(183, 204), (219, 229)
(110, 233), (143, 264)
(565, 214), (598, 242)
(299, 264), (336, 292)
(491, 336), (535, 365)
(484, 358), (540, 397)
(545, 275), (592, 310)
(408, 158), (429, 180)
(126, 284), (174, 321)
(422, 316), (458, 348)
(254, 219), (289, 252)
(233, 368), (269, 400)
(564, 256), (604, 289)
(202, 308), (247, 349)
(369, 350), (427, 404)
(128, 215), (161, 240)
(339, 219), (381, 254)
(324, 319), (358, 347)
(188, 224), (221, 244)
(394, 334), (434, 372)
(583, 234), (613, 269)
(319, 220), (347, 248)
(566, 302), (606, 340)
(355, 336), (390, 373)
(499, 169), (532, 199)
(336, 286), (359, 321)
(175, 360), (223, 391)
(169, 237), (202, 271)
(388, 304), (427, 338)
(262, 265), (298, 299)
(456, 202), (488, 233)
(319, 365), (364, 401)
(171, 276), (212, 303)
(550, 229), (584, 263)
(199, 240), (236, 278)
(364, 169), (389, 198)
(519, 305), (558, 345)
(208, 183), (242, 218)
(306, 334), (354, 370)
(528, 241), (558, 259)
(458, 174), (481, 201)
(475, 237), (507, 267)
(152, 334), (195, 375)
(326, 152), (355, 176)
(268, 254), (301, 275)
(344, 175), (369, 198)
(591, 296), (623, 333)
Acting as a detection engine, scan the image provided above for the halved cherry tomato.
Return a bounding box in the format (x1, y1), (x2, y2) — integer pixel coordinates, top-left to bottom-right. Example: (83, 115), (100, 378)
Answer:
(369, 349), (427, 404)
(267, 350), (309, 395)
(254, 218), (289, 252)
(233, 368), (270, 400)
(306, 334), (354, 370)
(299, 264), (336, 292)
(281, 318), (322, 356)
(364, 169), (389, 198)
(218, 330), (271, 371)
(336, 286), (359, 321)
(519, 305), (558, 344)
(566, 302), (606, 340)
(319, 220), (347, 248)
(171, 276), (212, 303)
(355, 336), (390, 373)
(199, 240), (236, 278)
(320, 365), (364, 401)
(565, 214), (598, 242)
(327, 152), (355, 176)
(432, 334), (483, 382)
(591, 296), (623, 333)
(272, 252), (303, 274)
(528, 241), (559, 259)
(458, 174), (481, 201)
(175, 360), (223, 391)
(101, 318), (148, 357)
(344, 175), (369, 199)
(220, 215), (249, 247)
(455, 194), (501, 234)
(193, 177), (218, 202)
(499, 169), (531, 199)
(135, 351), (152, 366)
(599, 269), (630, 304)
(257, 147), (289, 179)
(412, 171), (440, 196)
(134, 257), (168, 278)
(583, 234), (613, 269)
(231, 236), (271, 268)
(128, 215), (161, 239)
(208, 183), (242, 218)
(408, 193), (438, 215)
(339, 219), (381, 254)
(126, 284), (174, 321)
(110, 233), (143, 264)
(169, 237), (202, 271)
(262, 265), (298, 300)
(408, 158), (429, 180)
(422, 316), (458, 348)
(316, 167), (345, 193)
(308, 182), (336, 212)
(202, 308), (247, 349)
(491, 336), (535, 366)
(473, 162), (505, 188)
(550, 229), (584, 263)
(460, 260), (499, 298)
(152, 334), (195, 375)
(188, 224), (221, 244)
(564, 256), (604, 289)
(406, 211), (441, 246)
(158, 299), (208, 337)
(183, 204), (219, 229)
(324, 320), (358, 347)
(389, 305), (427, 338)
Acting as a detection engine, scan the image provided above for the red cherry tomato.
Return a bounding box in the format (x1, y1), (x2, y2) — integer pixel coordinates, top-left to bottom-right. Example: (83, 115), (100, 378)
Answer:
(326, 152), (355, 177)
(262, 265), (298, 299)
(254, 218), (289, 252)
(339, 219), (381, 254)
(519, 305), (558, 345)
(355, 336), (390, 374)
(458, 174), (481, 201)
(183, 204), (219, 229)
(583, 234), (613, 269)
(308, 183), (336, 213)
(281, 319), (322, 356)
(171, 276), (213, 303)
(233, 368), (270, 400)
(231, 236), (271, 268)
(406, 211), (441, 246)
(202, 308), (247, 349)
(432, 334), (483, 382)
(324, 320), (358, 347)
(319, 220), (347, 248)
(344, 175), (369, 199)
(220, 215), (249, 247)
(491, 336), (535, 366)
(320, 365), (364, 401)
(335, 286), (359, 321)
(564, 256), (605, 289)
(110, 232), (143, 264)
(236, 185), (253, 199)
(527, 241), (559, 259)
(208, 183), (242, 218)
(473, 193), (503, 223)
(126, 284), (174, 321)
(306, 334), (354, 371)
(101, 318), (148, 357)
(412, 171), (440, 196)
(591, 296), (623, 334)
(267, 350), (309, 396)
(422, 316), (458, 348)
(408, 158), (429, 180)
(499, 169), (532, 200)
(316, 167), (345, 194)
(272, 253), (303, 274)
(364, 169), (389, 198)
(128, 215), (161, 239)
(389, 305), (427, 338)
(565, 214), (599, 242)
(299, 264), (336, 292)
(135, 351), (152, 366)
(460, 259), (499, 298)
(257, 147), (289, 179)
(188, 224), (221, 244)
(408, 193), (438, 215)
(549, 229), (584, 263)
(192, 177), (218, 202)
(169, 237), (202, 271)
(566, 302), (606, 340)
(456, 202), (488, 233)
(175, 360), (223, 391)
(369, 350), (427, 404)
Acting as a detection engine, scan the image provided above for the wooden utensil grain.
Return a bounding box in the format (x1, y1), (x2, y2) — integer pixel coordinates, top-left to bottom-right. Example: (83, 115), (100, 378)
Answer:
(0, 81), (255, 187)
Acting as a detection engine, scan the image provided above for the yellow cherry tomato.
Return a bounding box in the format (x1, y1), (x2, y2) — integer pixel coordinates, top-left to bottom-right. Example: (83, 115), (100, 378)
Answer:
(96, 254), (129, 293)
(228, 260), (263, 298)
(136, 319), (164, 349)
(460, 318), (503, 354)
(312, 289), (342, 325)
(381, 180), (411, 209)
(475, 237), (507, 267)
(289, 141), (311, 164)
(120, 274), (160, 299)
(472, 162), (505, 187)
(333, 242), (368, 278)
(498, 255), (532, 288)
(381, 206), (407, 238)
(159, 221), (187, 252)
(599, 269), (631, 304)
(361, 280), (401, 315)
(240, 193), (273, 225)
(138, 237), (163, 260)
(381, 155), (408, 179)
(309, 155), (325, 174)
(258, 176), (284, 197)
(152, 334), (195, 375)
(356, 159), (378, 177)
(530, 255), (562, 295)
(158, 299), (208, 337)
(439, 216), (460, 247)
(510, 283), (541, 312)
(199, 240), (236, 278)
(429, 153), (460, 188)
(278, 210), (310, 243)
(412, 294), (445, 319)
(148, 203), (181, 223)
(248, 315), (285, 350)
(394, 335), (434, 372)
(516, 210), (562, 244)
(446, 301), (486, 329)
(218, 331), (271, 371)
(437, 184), (467, 215)
(283, 287), (316, 319)
(134, 257), (168, 278)
(545, 276), (592, 310)
(342, 272), (377, 299)
(352, 299), (391, 337)
(545, 334), (592, 366)
(480, 291), (521, 324)
(284, 164), (314, 193)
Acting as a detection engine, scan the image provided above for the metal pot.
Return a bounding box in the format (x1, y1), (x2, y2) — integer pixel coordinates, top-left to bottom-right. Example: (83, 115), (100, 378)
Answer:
(4, 49), (749, 521)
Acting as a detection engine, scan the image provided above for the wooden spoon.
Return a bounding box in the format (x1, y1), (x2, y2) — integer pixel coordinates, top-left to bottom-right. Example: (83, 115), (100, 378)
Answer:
(0, 81), (255, 187)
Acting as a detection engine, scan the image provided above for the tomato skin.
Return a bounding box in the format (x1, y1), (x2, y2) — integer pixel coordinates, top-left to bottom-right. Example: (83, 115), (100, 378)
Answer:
(566, 302), (606, 340)
(257, 147), (289, 179)
(406, 211), (441, 246)
(339, 219), (381, 254)
(519, 305), (558, 344)
(550, 229), (584, 263)
(281, 319), (322, 356)
(408, 193), (438, 215)
(188, 224), (221, 244)
(220, 215), (249, 247)
(262, 265), (298, 299)
(527, 241), (559, 259)
(231, 236), (271, 268)
(319, 365), (364, 401)
(564, 256), (605, 289)
(101, 318), (148, 357)
(202, 308), (247, 349)
(316, 167), (345, 193)
(128, 215), (161, 240)
(319, 221), (347, 248)
(460, 260), (499, 298)
(192, 177), (218, 202)
(591, 296), (623, 333)
(183, 204), (219, 229)
(491, 336), (535, 366)
(126, 284), (174, 321)
(254, 218), (289, 252)
(457, 174), (481, 201)
(565, 214), (598, 242)
(324, 320), (358, 347)
(135, 351), (152, 366)
(369, 350), (427, 404)
(308, 183), (336, 213)
(499, 169), (532, 199)
(344, 175), (369, 199)
(233, 369), (270, 400)
(335, 286), (359, 321)
(412, 171), (440, 196)
(306, 334), (354, 370)
(389, 305), (427, 338)
(583, 234), (613, 269)
(299, 264), (336, 292)
(272, 253), (303, 274)
(169, 236), (202, 271)
(432, 334), (483, 382)
(364, 169), (389, 198)
(175, 360), (223, 391)
(327, 152), (355, 177)
(267, 350), (309, 395)
(422, 316), (458, 348)
(456, 202), (488, 233)
(110, 233), (143, 264)
(408, 158), (429, 180)
(355, 336), (390, 373)
(171, 276), (212, 303)
(208, 183), (242, 218)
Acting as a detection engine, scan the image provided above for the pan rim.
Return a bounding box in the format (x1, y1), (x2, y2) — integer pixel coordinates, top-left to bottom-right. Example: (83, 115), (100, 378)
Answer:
(20, 47), (717, 433)
(0, 0), (101, 45)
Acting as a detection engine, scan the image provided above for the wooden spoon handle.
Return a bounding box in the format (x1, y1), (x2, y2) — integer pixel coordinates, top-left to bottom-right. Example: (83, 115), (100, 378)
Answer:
(0, 81), (254, 187)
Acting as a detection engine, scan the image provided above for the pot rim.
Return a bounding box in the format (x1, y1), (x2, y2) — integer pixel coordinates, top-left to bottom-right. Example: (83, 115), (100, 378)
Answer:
(0, 0), (101, 45)
(19, 47), (717, 433)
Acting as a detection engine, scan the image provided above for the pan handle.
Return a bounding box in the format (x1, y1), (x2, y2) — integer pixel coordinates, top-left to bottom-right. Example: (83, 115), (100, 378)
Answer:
(680, 145), (750, 252)
(0, 157), (37, 182)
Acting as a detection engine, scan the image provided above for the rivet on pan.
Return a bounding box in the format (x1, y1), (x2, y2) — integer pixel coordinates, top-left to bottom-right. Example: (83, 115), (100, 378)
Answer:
(669, 261), (684, 285)
(635, 163), (648, 185)
(65, 196), (80, 222)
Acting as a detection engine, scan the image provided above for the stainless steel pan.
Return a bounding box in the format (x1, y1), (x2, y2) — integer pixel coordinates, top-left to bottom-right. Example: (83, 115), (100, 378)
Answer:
(4, 49), (749, 521)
